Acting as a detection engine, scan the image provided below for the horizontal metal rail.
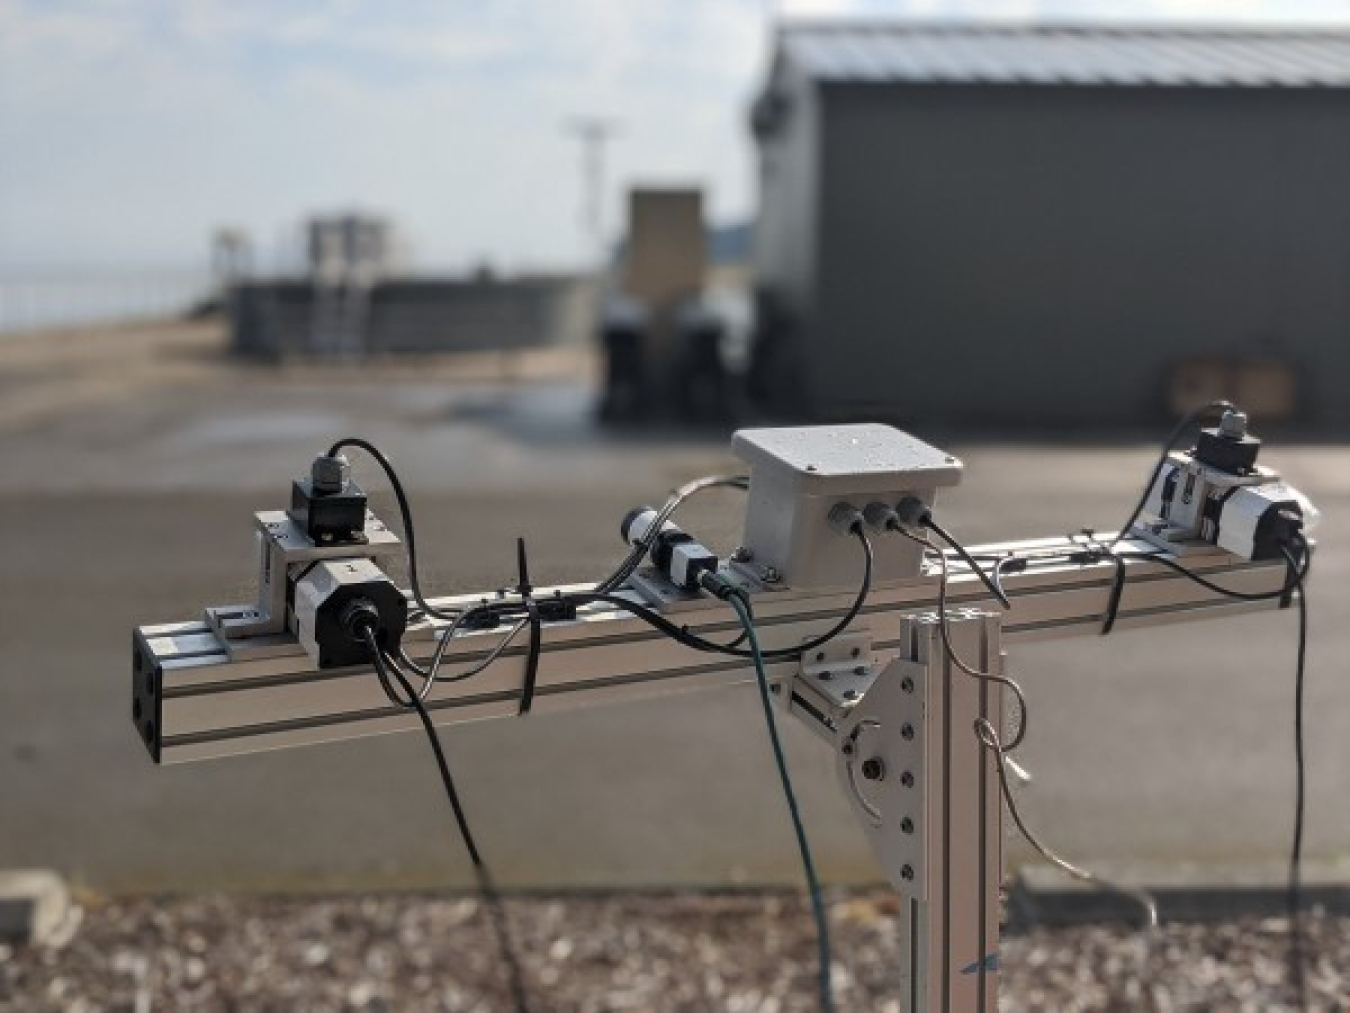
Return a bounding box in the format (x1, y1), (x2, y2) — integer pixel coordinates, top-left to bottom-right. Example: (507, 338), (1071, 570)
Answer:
(132, 535), (1295, 763)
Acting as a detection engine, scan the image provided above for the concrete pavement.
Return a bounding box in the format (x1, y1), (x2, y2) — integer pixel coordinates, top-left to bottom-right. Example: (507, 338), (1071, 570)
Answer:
(1, 322), (1346, 894)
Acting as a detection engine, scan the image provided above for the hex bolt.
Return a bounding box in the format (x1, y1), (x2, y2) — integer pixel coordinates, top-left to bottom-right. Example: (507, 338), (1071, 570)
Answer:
(900, 771), (915, 788)
(901, 676), (915, 694)
(901, 817), (914, 834)
(1219, 409), (1249, 440)
(841, 741), (855, 757)
(861, 758), (885, 781)
(842, 689), (857, 700)
(901, 723), (915, 740)
(761, 566), (782, 584)
(901, 865), (915, 881)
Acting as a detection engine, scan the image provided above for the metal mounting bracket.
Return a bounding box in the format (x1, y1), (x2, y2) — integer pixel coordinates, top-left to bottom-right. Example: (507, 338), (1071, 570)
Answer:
(204, 509), (401, 655)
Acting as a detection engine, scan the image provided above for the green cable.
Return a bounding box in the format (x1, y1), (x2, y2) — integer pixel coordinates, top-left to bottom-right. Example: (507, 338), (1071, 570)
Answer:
(727, 592), (834, 1012)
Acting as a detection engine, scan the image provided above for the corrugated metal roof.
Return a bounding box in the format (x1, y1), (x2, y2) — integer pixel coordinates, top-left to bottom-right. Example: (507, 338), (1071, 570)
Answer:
(779, 24), (1350, 88)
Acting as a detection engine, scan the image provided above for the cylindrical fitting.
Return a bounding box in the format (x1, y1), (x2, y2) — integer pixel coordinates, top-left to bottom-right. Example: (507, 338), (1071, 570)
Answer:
(311, 454), (350, 494)
(894, 496), (931, 527)
(620, 506), (676, 546)
(827, 502), (864, 535)
(863, 502), (901, 532)
(1218, 409), (1249, 440)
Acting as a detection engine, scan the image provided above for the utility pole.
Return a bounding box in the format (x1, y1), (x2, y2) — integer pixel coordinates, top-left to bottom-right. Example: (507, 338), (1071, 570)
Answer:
(565, 117), (618, 270)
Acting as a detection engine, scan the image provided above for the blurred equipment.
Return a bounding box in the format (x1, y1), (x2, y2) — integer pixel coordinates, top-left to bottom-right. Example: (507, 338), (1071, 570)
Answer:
(130, 409), (1318, 1011)
(1169, 358), (1299, 421)
(597, 188), (739, 424)
(749, 23), (1350, 427)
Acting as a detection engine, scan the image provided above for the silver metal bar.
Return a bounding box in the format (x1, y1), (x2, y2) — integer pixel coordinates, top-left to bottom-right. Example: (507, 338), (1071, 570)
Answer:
(132, 535), (1295, 764)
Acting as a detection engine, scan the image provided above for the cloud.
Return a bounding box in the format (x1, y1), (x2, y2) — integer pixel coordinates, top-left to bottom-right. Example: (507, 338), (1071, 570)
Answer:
(0, 0), (1344, 271)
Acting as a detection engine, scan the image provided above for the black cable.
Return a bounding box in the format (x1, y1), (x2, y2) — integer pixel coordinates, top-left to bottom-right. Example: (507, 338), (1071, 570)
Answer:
(328, 438), (460, 623)
(1109, 399), (1234, 547)
(907, 529), (1031, 752)
(1281, 542), (1309, 1010)
(921, 516), (1011, 609)
(728, 592), (834, 1012)
(568, 527), (873, 663)
(1067, 531), (1131, 635)
(1129, 543), (1308, 602)
(517, 595), (542, 716)
(363, 631), (530, 1013)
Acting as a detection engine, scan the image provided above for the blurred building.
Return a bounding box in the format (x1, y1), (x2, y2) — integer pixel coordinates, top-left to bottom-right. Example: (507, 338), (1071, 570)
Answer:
(749, 24), (1350, 427)
(598, 188), (747, 423)
(232, 276), (589, 358)
(231, 212), (590, 358)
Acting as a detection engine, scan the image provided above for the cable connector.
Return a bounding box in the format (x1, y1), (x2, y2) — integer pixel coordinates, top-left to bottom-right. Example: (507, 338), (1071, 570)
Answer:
(863, 502), (901, 532)
(894, 496), (932, 528)
(698, 569), (742, 601)
(827, 502), (865, 536)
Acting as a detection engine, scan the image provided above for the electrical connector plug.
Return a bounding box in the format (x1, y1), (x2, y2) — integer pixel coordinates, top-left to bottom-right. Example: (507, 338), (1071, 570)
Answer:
(863, 502), (901, 532)
(894, 496), (932, 528)
(698, 569), (742, 601)
(828, 503), (865, 536)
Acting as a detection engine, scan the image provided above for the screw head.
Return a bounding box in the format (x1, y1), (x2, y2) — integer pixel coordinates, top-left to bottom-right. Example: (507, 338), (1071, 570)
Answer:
(731, 546), (753, 563)
(760, 566), (781, 584)
(853, 666), (866, 676)
(861, 758), (885, 781)
(841, 741), (855, 757)
(901, 865), (915, 881)
(817, 670), (833, 681)
(851, 646), (861, 659)
(900, 771), (915, 788)
(901, 676), (915, 694)
(901, 817), (914, 834)
(901, 723), (915, 740)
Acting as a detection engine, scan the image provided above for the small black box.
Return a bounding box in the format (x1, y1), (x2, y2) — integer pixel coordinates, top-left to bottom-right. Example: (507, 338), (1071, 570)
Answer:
(1194, 427), (1261, 474)
(288, 477), (368, 545)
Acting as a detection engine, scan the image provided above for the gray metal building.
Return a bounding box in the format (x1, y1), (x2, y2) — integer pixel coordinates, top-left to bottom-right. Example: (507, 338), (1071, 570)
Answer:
(749, 24), (1350, 428)
(230, 276), (589, 359)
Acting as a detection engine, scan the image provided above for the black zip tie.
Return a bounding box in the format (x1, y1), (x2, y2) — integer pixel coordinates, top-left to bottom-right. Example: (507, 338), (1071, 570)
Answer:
(1077, 529), (1128, 635)
(514, 537), (542, 716)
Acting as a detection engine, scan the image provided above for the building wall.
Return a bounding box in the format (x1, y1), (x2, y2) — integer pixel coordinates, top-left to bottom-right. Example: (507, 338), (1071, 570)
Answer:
(230, 277), (585, 358)
(781, 82), (1350, 427)
(750, 59), (824, 408)
(624, 189), (706, 308)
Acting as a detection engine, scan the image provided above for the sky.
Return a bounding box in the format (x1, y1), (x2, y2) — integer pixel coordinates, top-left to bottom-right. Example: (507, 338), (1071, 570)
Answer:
(1, 0), (1347, 275)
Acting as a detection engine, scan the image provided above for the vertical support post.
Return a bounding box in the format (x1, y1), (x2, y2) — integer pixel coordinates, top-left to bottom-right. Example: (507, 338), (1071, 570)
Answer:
(837, 609), (1003, 1012)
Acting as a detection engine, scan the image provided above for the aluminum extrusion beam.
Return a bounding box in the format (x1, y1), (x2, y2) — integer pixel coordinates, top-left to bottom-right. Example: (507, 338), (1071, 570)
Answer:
(132, 535), (1295, 764)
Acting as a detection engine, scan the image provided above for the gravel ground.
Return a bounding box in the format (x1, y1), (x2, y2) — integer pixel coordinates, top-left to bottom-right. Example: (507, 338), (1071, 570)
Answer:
(3, 891), (1346, 1012)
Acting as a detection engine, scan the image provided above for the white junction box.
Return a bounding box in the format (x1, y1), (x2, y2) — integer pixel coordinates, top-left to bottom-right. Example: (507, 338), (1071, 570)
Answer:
(732, 424), (962, 590)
